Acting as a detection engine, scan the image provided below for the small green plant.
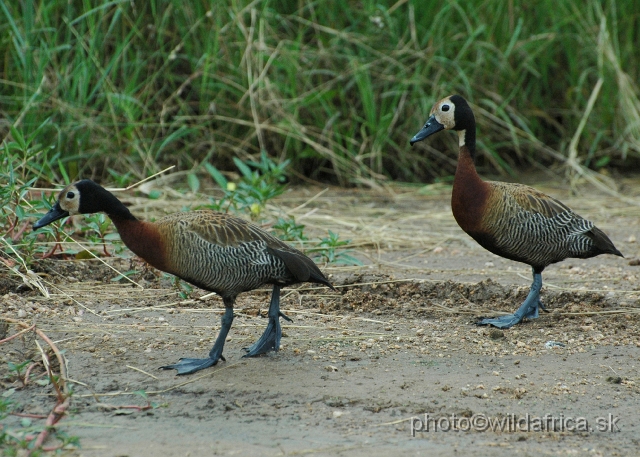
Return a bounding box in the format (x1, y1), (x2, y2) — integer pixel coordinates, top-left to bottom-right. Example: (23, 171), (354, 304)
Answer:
(131, 389), (163, 410)
(173, 277), (194, 299)
(5, 360), (32, 386)
(110, 269), (139, 282)
(0, 389), (17, 419)
(0, 389), (20, 451)
(202, 151), (290, 219)
(308, 231), (362, 266)
(0, 175), (37, 244)
(0, 145), (36, 241)
(272, 216), (307, 242)
(50, 431), (81, 450)
(81, 213), (123, 257)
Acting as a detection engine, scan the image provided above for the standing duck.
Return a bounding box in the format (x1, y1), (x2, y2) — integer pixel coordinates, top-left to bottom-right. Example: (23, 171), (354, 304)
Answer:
(410, 95), (623, 328)
(33, 179), (333, 374)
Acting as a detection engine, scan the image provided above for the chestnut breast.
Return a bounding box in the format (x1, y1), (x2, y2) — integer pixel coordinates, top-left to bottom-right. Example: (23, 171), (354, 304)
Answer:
(451, 146), (492, 235)
(111, 217), (172, 274)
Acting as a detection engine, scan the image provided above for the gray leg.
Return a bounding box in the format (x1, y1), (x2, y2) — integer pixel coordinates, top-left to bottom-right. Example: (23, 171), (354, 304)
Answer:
(161, 306), (234, 375)
(244, 285), (289, 357)
(477, 269), (544, 328)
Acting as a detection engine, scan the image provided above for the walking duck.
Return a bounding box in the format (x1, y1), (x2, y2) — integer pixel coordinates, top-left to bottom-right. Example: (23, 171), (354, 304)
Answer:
(33, 179), (333, 374)
(410, 95), (623, 328)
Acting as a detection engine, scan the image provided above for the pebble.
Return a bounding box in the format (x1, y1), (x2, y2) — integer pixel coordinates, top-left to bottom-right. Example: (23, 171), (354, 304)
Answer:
(545, 341), (566, 349)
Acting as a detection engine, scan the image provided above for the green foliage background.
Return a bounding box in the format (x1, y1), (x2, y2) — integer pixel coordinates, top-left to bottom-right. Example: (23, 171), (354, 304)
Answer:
(1, 0), (639, 185)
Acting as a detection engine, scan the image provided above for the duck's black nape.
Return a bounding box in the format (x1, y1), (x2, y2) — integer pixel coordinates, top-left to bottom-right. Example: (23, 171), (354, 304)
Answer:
(74, 180), (137, 221)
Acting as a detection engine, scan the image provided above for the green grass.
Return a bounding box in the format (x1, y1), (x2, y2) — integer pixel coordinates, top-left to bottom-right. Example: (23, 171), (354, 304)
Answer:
(1, 0), (639, 187)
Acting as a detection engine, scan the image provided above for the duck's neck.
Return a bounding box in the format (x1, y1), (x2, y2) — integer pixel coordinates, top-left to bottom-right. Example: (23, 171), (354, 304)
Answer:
(458, 128), (476, 160)
(82, 186), (137, 223)
(451, 128), (489, 233)
(107, 205), (136, 222)
(110, 215), (169, 273)
(454, 128), (482, 185)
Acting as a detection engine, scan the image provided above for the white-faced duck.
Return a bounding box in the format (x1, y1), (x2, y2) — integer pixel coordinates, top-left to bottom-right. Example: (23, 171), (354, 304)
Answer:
(410, 95), (622, 328)
(34, 180), (334, 374)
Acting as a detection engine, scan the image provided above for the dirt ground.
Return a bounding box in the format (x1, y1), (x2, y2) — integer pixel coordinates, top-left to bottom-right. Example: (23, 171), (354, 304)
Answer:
(2, 179), (640, 456)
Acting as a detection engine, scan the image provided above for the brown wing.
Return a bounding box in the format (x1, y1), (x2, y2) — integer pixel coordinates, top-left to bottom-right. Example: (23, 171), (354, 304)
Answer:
(156, 210), (332, 287)
(483, 182), (622, 266)
(490, 182), (572, 219)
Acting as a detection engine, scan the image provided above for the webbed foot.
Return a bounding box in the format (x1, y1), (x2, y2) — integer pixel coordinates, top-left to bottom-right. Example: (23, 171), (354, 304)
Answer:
(160, 355), (225, 376)
(476, 270), (545, 329)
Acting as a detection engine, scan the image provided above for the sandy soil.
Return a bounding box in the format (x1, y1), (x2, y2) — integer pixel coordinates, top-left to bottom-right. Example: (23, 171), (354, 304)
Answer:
(2, 181), (640, 456)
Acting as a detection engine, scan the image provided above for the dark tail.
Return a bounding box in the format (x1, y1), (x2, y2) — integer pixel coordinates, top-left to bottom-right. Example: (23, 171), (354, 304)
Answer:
(308, 266), (335, 290)
(588, 227), (624, 258)
(268, 247), (334, 289)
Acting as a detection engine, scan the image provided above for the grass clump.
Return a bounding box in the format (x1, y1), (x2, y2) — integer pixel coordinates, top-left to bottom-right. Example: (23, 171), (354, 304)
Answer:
(0, 128), (59, 267)
(0, 0), (638, 188)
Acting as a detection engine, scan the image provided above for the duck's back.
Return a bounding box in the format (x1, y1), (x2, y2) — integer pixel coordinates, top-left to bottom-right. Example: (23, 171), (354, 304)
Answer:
(156, 211), (326, 296)
(469, 182), (620, 269)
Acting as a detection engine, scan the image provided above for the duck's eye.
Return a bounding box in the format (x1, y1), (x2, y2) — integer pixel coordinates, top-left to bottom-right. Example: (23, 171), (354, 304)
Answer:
(66, 191), (75, 199)
(441, 104), (450, 112)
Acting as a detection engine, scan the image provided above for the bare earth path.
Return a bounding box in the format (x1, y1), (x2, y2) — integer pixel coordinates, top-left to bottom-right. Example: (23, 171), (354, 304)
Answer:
(2, 178), (640, 456)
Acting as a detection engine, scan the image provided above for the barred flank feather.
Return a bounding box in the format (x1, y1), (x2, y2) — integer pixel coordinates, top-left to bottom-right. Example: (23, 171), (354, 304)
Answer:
(154, 211), (332, 297)
(478, 182), (622, 270)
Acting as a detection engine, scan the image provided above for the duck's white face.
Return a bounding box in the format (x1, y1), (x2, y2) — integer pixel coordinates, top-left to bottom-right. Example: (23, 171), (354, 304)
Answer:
(57, 183), (81, 215)
(429, 97), (456, 130)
